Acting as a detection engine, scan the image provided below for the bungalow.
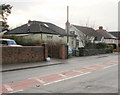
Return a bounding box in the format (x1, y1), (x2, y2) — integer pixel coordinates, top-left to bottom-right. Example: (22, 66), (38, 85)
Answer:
(70, 25), (118, 49)
(96, 26), (117, 47)
(70, 25), (102, 48)
(5, 20), (77, 48)
(109, 31), (120, 48)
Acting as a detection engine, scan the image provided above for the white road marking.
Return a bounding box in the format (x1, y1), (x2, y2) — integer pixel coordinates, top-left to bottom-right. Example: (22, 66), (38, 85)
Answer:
(86, 67), (97, 71)
(4, 84), (13, 91)
(58, 74), (67, 77)
(28, 77), (46, 84)
(103, 64), (117, 69)
(35, 78), (46, 84)
(44, 72), (91, 86)
(72, 70), (84, 73)
(9, 89), (23, 93)
(28, 77), (36, 79)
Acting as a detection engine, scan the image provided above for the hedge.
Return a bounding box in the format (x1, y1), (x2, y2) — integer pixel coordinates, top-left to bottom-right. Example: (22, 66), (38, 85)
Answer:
(78, 48), (113, 56)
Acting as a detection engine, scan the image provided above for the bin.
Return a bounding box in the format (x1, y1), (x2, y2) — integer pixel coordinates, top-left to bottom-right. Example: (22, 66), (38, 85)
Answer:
(75, 50), (79, 56)
(72, 49), (76, 56)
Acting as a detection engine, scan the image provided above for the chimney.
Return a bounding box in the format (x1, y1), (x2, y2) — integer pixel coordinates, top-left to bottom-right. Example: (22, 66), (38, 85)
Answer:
(99, 26), (103, 30)
(28, 20), (31, 23)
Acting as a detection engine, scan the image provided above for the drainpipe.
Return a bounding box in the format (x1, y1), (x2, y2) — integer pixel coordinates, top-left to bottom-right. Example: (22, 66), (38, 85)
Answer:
(38, 23), (42, 40)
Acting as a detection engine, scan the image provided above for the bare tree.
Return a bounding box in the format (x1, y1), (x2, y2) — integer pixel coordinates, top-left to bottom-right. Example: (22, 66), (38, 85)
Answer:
(85, 18), (96, 29)
(0, 4), (12, 32)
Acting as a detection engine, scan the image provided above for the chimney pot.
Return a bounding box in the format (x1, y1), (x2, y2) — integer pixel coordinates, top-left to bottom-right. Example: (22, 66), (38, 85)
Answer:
(28, 20), (31, 24)
(99, 26), (103, 30)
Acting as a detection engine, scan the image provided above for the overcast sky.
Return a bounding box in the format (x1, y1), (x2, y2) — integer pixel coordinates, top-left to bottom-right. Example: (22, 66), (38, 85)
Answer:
(0, 0), (119, 31)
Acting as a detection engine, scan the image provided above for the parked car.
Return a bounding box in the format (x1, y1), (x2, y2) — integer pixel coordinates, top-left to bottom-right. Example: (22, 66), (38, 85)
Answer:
(0, 39), (22, 47)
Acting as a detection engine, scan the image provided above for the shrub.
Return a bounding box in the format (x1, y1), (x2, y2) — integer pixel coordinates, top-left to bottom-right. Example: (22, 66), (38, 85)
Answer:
(84, 42), (108, 49)
(95, 43), (107, 49)
(119, 44), (120, 48)
(2, 35), (45, 46)
(107, 44), (116, 49)
(107, 44), (113, 49)
(15, 39), (45, 46)
(2, 35), (66, 46)
(84, 42), (96, 49)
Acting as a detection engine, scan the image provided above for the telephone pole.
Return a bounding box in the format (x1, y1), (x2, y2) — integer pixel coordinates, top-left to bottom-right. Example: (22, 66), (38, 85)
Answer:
(66, 6), (70, 46)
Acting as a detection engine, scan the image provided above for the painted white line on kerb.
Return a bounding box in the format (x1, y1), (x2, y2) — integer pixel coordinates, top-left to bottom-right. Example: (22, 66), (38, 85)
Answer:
(35, 78), (46, 84)
(4, 84), (13, 91)
(103, 64), (117, 69)
(44, 72), (91, 86)
(58, 74), (67, 77)
(10, 89), (23, 93)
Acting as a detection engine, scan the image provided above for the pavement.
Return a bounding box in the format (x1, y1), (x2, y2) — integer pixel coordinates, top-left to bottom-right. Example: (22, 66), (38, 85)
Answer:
(1, 52), (118, 72)
(1, 58), (66, 72)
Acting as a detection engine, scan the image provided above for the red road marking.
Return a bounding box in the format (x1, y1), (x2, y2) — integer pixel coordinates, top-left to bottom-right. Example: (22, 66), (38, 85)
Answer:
(95, 64), (108, 68)
(38, 74), (64, 83)
(2, 79), (42, 93)
(60, 70), (81, 77)
(1, 60), (118, 94)
(87, 65), (105, 70)
(74, 67), (94, 72)
(2, 85), (9, 93)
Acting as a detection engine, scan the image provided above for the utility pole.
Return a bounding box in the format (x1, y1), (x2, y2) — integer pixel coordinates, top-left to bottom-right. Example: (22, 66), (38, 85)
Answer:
(66, 6), (70, 46)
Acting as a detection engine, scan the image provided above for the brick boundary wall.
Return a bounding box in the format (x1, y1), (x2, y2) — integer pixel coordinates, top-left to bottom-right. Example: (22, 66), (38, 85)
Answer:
(59, 44), (68, 59)
(48, 44), (68, 59)
(48, 45), (59, 58)
(1, 46), (45, 64)
(42, 43), (48, 59)
(113, 48), (120, 52)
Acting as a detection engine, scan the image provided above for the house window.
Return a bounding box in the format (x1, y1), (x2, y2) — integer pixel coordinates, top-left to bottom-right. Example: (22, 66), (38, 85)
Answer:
(71, 40), (74, 46)
(71, 38), (74, 46)
(47, 36), (53, 40)
(0, 21), (2, 26)
(70, 31), (75, 35)
(76, 39), (79, 47)
(44, 24), (49, 27)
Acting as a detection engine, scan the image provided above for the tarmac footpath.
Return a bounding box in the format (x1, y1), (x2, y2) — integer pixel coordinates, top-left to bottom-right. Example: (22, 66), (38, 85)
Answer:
(1, 58), (65, 72)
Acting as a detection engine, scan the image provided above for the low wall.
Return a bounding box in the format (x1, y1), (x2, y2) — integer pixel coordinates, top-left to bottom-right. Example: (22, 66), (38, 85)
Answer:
(113, 48), (120, 52)
(59, 44), (68, 59)
(48, 45), (59, 58)
(2, 46), (45, 64)
(48, 44), (68, 59)
(78, 48), (113, 56)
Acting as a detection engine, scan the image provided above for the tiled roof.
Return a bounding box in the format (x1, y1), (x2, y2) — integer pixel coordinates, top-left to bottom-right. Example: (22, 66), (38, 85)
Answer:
(109, 31), (120, 40)
(96, 29), (116, 39)
(5, 21), (68, 36)
(73, 25), (102, 41)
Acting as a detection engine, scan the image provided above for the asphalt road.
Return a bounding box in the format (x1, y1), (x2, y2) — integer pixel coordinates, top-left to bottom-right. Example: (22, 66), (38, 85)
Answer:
(2, 53), (118, 93)
(20, 64), (118, 93)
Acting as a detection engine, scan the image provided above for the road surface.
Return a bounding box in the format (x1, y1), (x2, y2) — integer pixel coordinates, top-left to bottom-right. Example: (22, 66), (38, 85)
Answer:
(1, 53), (118, 93)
